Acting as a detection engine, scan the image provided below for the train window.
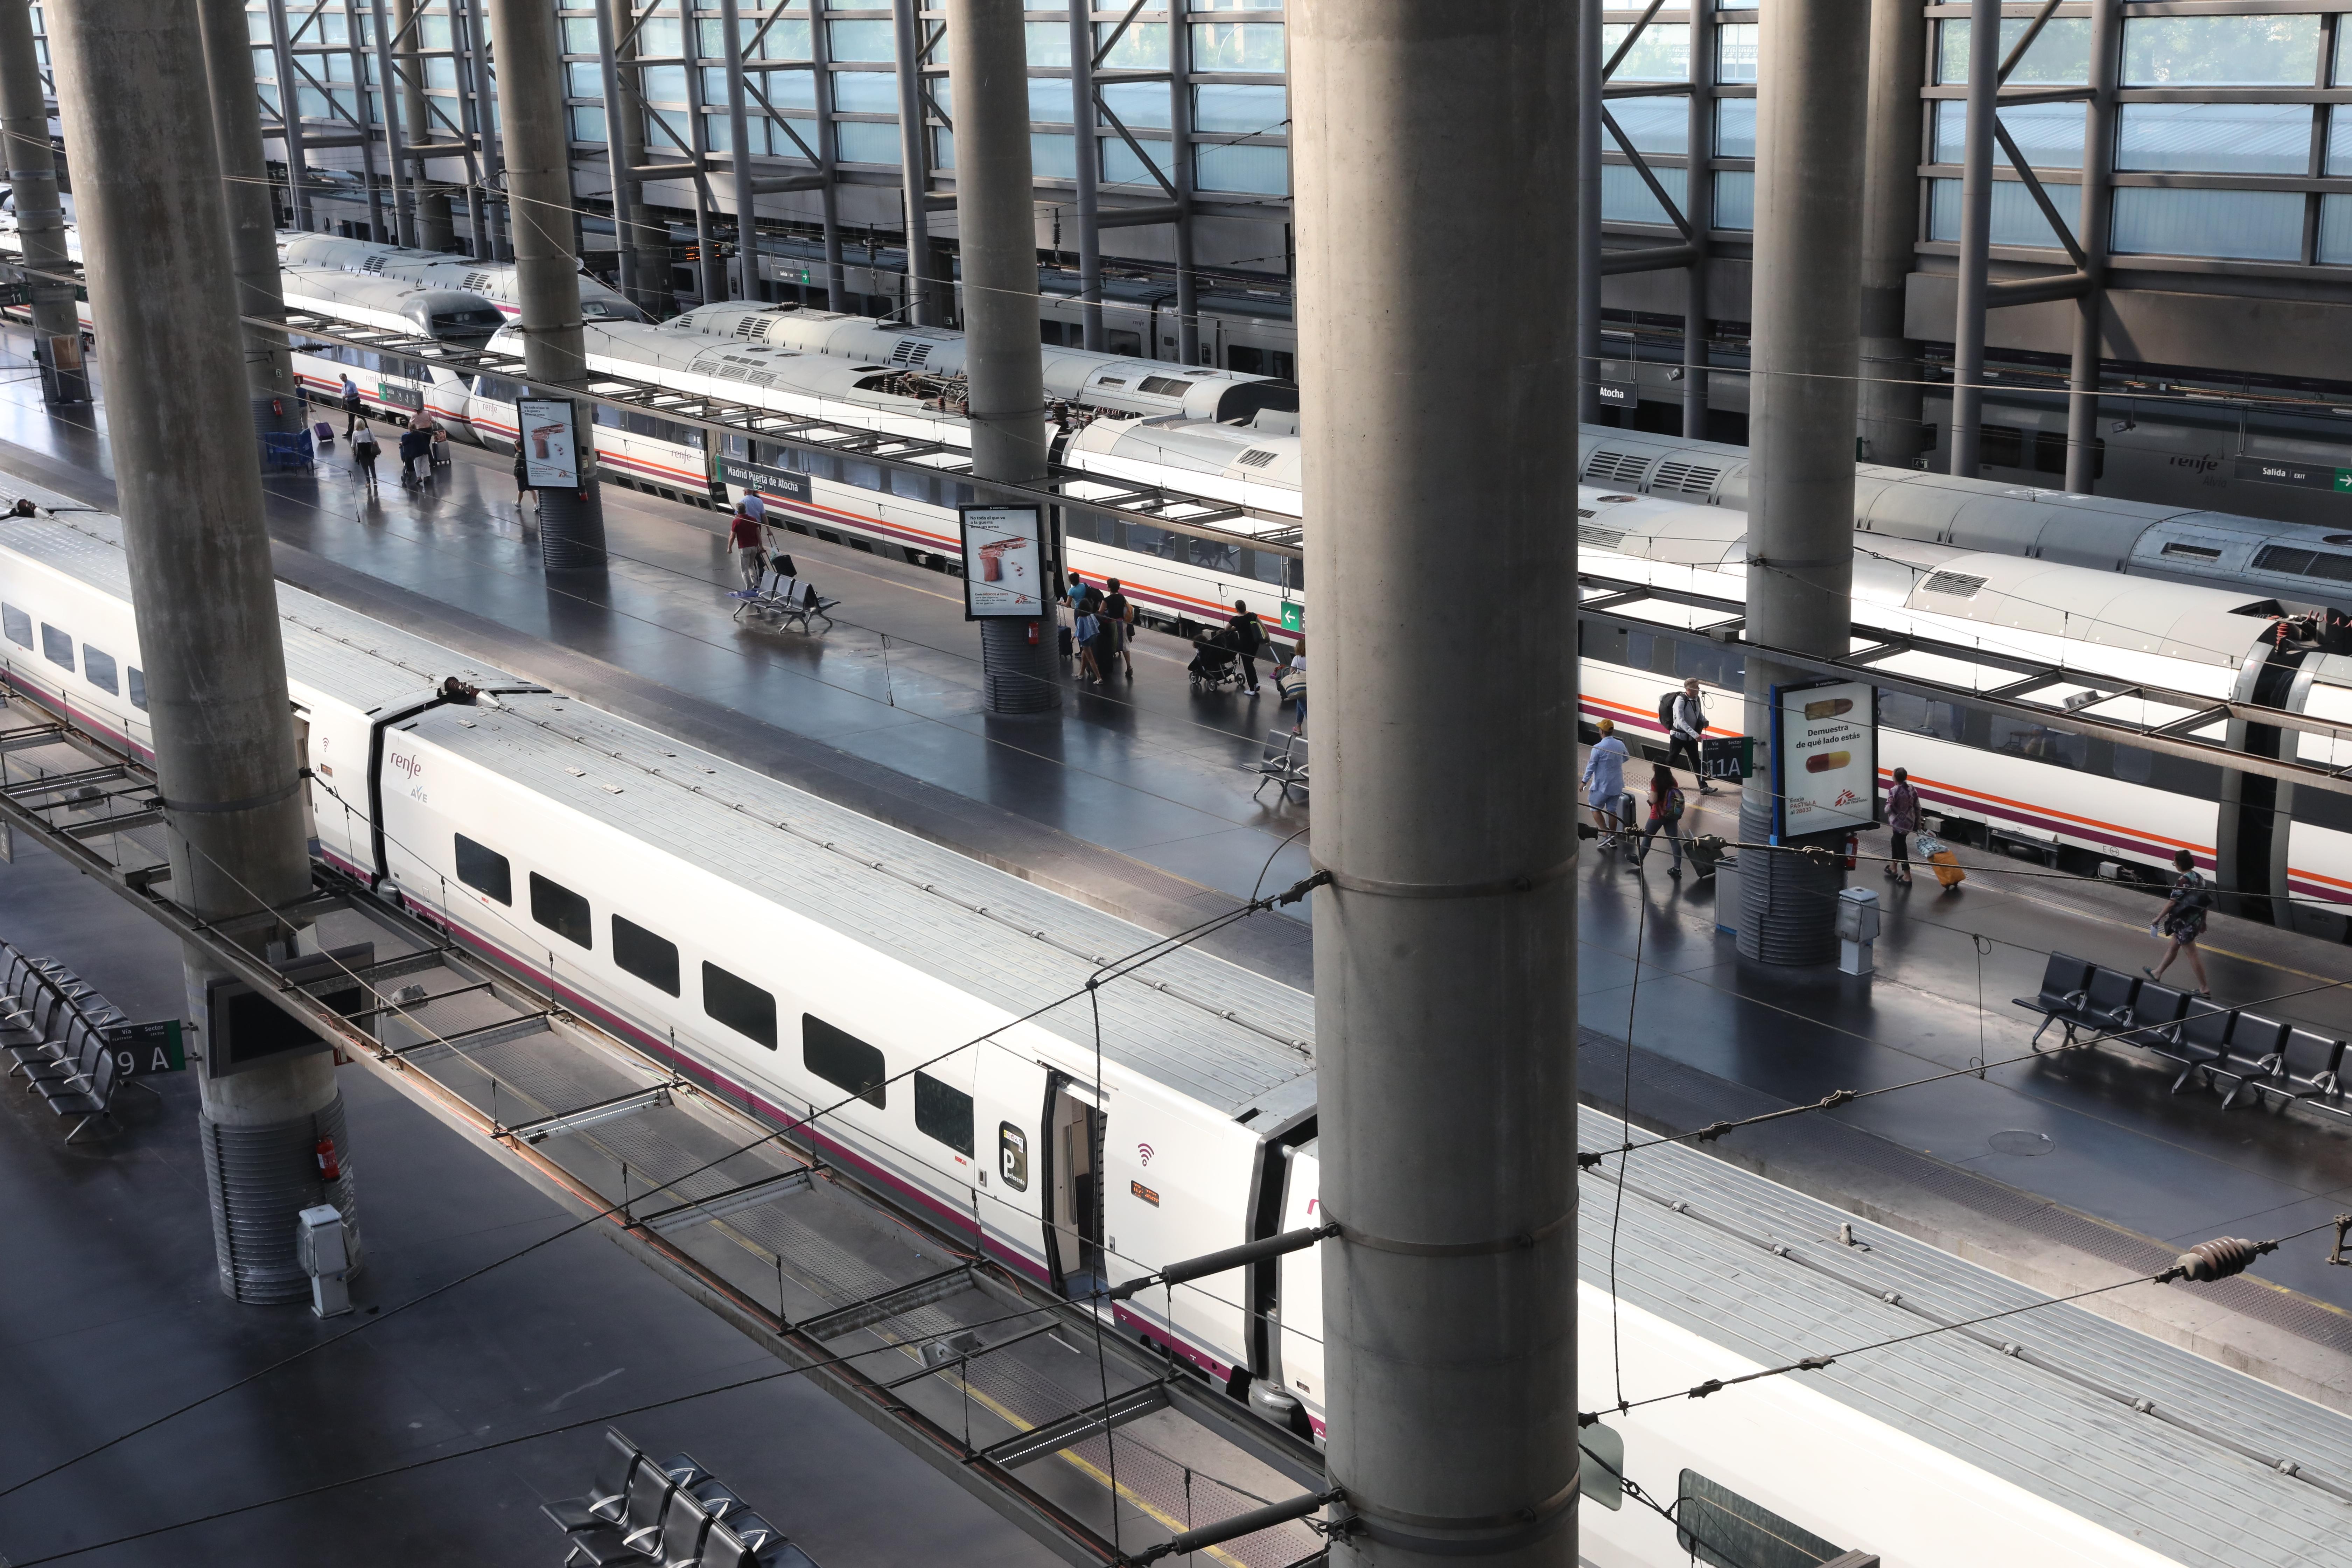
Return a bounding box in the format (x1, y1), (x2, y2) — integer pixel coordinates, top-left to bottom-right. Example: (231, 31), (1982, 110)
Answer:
(2111, 743), (2153, 785)
(1990, 716), (2087, 770)
(127, 667), (147, 712)
(1980, 424), (2026, 468)
(1126, 523), (1176, 558)
(455, 834), (512, 904)
(529, 872), (593, 948)
(1626, 630), (1657, 671)
(2294, 780), (2352, 835)
(1286, 555), (1305, 592)
(1580, 618), (1629, 667)
(1187, 536), (1241, 572)
(83, 646), (118, 695)
(803, 1013), (883, 1104)
(913, 1071), (975, 1156)
(1138, 376), (1195, 397)
(1879, 691), (1963, 742)
(1672, 638), (1746, 690)
(2256, 544), (2352, 582)
(998, 1122), (1030, 1190)
(840, 458), (882, 493)
(701, 963), (779, 1048)
(1064, 513), (1110, 546)
(1675, 1471), (1843, 1568)
(1, 603), (29, 649)
(611, 915), (680, 996)
(1250, 550), (1283, 585)
(38, 624), (71, 671)
(888, 468), (933, 504)
(593, 404), (624, 429)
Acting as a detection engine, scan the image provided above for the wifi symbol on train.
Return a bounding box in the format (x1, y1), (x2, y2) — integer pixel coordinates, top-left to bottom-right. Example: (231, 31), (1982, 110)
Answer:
(1138, 1142), (1156, 1167)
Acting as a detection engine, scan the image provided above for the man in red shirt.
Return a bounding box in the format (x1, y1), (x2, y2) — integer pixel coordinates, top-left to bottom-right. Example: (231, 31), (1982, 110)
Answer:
(728, 503), (766, 594)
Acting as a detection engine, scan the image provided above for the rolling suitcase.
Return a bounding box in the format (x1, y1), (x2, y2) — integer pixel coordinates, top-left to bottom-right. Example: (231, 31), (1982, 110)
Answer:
(1916, 834), (1966, 889)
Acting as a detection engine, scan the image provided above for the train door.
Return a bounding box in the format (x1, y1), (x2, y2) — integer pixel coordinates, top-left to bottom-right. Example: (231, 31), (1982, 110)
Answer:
(1043, 1077), (1106, 1298)
(2218, 641), (2306, 924)
(290, 712), (320, 849)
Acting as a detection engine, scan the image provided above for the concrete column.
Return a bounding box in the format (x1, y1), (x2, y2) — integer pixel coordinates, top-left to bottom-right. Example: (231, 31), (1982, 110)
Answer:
(1857, 0), (1927, 470)
(1682, 0), (1714, 440)
(49, 0), (356, 1305)
(1575, 0), (1602, 425)
(1947, 0), (2000, 478)
(808, 0), (847, 311)
(947, 0), (1058, 715)
(486, 0), (609, 568)
(1065, 0), (1101, 350)
(1169, 12), (1198, 366)
(0, 0), (87, 405)
(720, 0), (758, 301)
(398, 0), (455, 250)
(1295, 6), (1577, 1567)
(265, 0), (314, 231)
(602, 0), (666, 313)
(197, 0), (303, 445)
(891, 0), (937, 325)
(2065, 0), (2120, 495)
(1740, 0), (1866, 966)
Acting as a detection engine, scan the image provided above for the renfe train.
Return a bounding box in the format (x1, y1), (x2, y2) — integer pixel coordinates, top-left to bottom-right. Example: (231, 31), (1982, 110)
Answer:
(2, 485), (2342, 1567)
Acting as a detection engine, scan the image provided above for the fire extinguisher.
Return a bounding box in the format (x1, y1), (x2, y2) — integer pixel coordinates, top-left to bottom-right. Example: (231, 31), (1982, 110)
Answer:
(1844, 831), (1860, 871)
(316, 1137), (342, 1182)
(1026, 619), (1040, 646)
(270, 397), (284, 420)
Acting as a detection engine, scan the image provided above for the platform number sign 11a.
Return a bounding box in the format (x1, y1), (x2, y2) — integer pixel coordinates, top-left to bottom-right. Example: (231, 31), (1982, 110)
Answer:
(102, 1019), (186, 1076)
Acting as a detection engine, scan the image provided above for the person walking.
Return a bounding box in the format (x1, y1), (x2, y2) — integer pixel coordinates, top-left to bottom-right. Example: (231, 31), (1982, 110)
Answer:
(1227, 600), (1269, 694)
(351, 421), (380, 492)
(728, 501), (767, 594)
(1634, 763), (1688, 879)
(1666, 677), (1716, 793)
(1883, 765), (1921, 885)
(2144, 848), (2216, 997)
(1073, 594), (1102, 684)
(398, 422), (433, 489)
(513, 444), (536, 509)
(1103, 578), (1136, 679)
(339, 373), (365, 438)
(1581, 718), (1633, 847)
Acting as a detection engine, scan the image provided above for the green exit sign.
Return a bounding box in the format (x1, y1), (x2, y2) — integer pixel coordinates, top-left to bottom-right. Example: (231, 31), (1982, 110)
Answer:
(2336, 470), (2352, 493)
(1280, 602), (1303, 632)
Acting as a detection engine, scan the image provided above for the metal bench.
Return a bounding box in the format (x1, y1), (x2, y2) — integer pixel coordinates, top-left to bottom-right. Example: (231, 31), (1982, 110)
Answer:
(1252, 730), (1309, 804)
(2207, 1014), (2290, 1110)
(2253, 1029), (2347, 1116)
(546, 1428), (814, 1567)
(34, 1037), (121, 1143)
(2015, 953), (2095, 1048)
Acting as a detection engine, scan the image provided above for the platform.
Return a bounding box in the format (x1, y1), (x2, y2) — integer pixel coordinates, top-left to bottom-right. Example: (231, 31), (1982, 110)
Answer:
(2, 335), (2351, 1447)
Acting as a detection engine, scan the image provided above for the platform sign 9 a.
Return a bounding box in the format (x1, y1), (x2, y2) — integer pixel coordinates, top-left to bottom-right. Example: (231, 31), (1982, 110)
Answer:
(958, 504), (1046, 619)
(1771, 679), (1877, 839)
(103, 1019), (185, 1076)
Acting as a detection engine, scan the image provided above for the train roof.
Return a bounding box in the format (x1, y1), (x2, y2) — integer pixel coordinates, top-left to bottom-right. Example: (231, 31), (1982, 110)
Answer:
(0, 467), (1317, 1119)
(398, 694), (1319, 1120)
(1583, 1103), (2352, 1567)
(0, 480), (519, 712)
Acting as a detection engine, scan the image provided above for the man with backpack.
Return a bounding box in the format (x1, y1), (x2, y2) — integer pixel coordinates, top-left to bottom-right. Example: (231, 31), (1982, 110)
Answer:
(1661, 677), (1716, 793)
(1227, 600), (1269, 695)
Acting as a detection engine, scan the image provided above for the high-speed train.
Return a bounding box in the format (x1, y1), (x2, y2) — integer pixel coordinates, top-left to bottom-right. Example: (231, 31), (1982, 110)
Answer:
(1578, 424), (2352, 620)
(653, 300), (1299, 429)
(285, 234), (1299, 428)
(445, 318), (1309, 644)
(278, 230), (648, 323)
(1, 483), (2344, 1567)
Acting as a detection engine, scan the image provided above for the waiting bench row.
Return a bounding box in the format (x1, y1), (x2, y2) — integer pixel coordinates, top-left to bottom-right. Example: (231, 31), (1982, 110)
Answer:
(2016, 953), (2348, 1114)
(0, 943), (144, 1142)
(543, 1427), (817, 1568)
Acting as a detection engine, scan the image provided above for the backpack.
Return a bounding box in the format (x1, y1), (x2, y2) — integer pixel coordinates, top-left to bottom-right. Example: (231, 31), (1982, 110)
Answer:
(1657, 692), (1678, 733)
(1663, 786), (1685, 822)
(2180, 874), (2216, 914)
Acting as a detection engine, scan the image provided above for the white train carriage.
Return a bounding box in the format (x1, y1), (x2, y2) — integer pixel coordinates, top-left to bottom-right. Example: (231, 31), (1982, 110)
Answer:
(4, 475), (2350, 1565)
(278, 231), (648, 323)
(654, 300), (1299, 428)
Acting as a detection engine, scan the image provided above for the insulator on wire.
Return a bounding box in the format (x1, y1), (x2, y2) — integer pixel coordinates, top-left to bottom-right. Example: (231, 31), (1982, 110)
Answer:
(2171, 1236), (2274, 1282)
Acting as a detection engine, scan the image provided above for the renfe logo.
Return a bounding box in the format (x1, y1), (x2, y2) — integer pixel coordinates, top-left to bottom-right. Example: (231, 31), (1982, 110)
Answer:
(391, 751), (423, 781)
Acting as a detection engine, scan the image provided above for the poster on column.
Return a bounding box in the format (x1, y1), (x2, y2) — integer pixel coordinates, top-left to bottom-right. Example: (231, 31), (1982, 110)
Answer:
(516, 399), (581, 489)
(1771, 679), (1878, 839)
(958, 504), (1046, 619)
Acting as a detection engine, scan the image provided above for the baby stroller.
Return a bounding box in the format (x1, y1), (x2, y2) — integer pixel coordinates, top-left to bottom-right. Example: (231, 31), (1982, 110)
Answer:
(1187, 630), (1247, 694)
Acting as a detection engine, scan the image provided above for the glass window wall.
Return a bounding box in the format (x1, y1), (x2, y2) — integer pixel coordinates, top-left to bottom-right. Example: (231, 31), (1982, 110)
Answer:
(1933, 102), (2088, 168)
(2111, 186), (2305, 260)
(2117, 103), (2315, 175)
(1602, 22), (1688, 83)
(2122, 15), (2322, 86)
(1602, 163), (1688, 227)
(1928, 176), (2079, 250)
(1935, 18), (2091, 85)
(1608, 97), (1688, 157)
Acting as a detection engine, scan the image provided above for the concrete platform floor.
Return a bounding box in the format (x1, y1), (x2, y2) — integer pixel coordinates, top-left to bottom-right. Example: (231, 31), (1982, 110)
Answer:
(0, 843), (1052, 1567)
(0, 327), (2347, 1382)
